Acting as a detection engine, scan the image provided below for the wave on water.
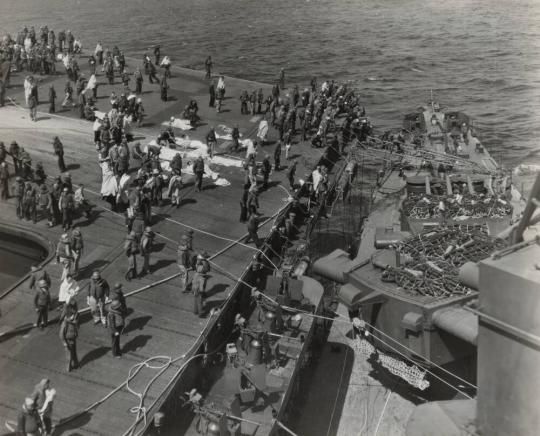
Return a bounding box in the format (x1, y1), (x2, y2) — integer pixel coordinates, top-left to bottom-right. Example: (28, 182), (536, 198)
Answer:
(462, 78), (508, 86)
(365, 77), (400, 83)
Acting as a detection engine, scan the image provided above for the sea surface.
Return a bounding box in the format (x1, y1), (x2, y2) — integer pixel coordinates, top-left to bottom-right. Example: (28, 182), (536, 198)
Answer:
(2, 0), (540, 167)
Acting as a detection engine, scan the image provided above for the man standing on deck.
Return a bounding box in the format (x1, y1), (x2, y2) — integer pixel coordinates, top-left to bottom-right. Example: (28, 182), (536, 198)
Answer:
(177, 240), (193, 293)
(59, 187), (74, 231)
(56, 233), (73, 281)
(9, 141), (20, 175)
(0, 161), (9, 200)
(0, 79), (5, 108)
(108, 299), (125, 358)
(59, 310), (79, 371)
(249, 90), (257, 115)
(240, 90), (248, 114)
(95, 42), (104, 65)
(209, 80), (216, 107)
(261, 155), (271, 190)
(246, 211), (262, 248)
(70, 227), (84, 276)
(34, 280), (51, 329)
(53, 137), (66, 173)
(206, 127), (217, 158)
(279, 68), (285, 89)
(139, 226), (154, 276)
(205, 56), (212, 80)
(88, 271), (109, 325)
(160, 75), (169, 102)
(28, 90), (38, 122)
(13, 176), (25, 219)
(192, 252), (210, 317)
(124, 231), (139, 281)
(273, 141), (282, 171)
(154, 45), (161, 66)
(287, 161), (297, 190)
(193, 156), (205, 192)
(134, 67), (143, 94)
(36, 184), (53, 226)
(48, 84), (56, 114)
(148, 61), (158, 84)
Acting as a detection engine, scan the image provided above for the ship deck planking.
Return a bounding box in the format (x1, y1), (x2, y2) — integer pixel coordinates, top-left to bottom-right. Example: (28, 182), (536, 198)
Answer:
(0, 55), (331, 435)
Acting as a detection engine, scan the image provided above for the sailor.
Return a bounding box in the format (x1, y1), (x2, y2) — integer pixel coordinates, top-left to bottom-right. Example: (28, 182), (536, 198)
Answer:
(246, 184), (260, 216)
(257, 88), (264, 114)
(36, 184), (53, 226)
(161, 55), (172, 78)
(0, 161), (9, 200)
(88, 271), (110, 325)
(107, 299), (125, 358)
(246, 210), (262, 248)
(124, 231), (139, 281)
(177, 240), (193, 293)
(272, 82), (279, 100)
(265, 95), (273, 114)
(139, 226), (154, 276)
(209, 79), (216, 107)
(292, 85), (300, 107)
(0, 142), (6, 164)
(283, 129), (292, 159)
(121, 68), (130, 90)
(168, 171), (183, 207)
(13, 176), (25, 218)
(273, 141), (282, 171)
(249, 90), (257, 115)
(19, 147), (32, 180)
(56, 233), (73, 280)
(148, 61), (158, 84)
(118, 141), (130, 176)
(192, 252), (210, 317)
(278, 68), (285, 89)
(287, 160), (297, 190)
(261, 155), (271, 190)
(240, 90), (249, 114)
(154, 45), (161, 66)
(59, 309), (79, 372)
(160, 75), (169, 102)
(135, 98), (145, 126)
(34, 280), (51, 329)
(134, 67), (144, 94)
(59, 187), (74, 230)
(70, 227), (84, 275)
(28, 88), (38, 122)
(239, 189), (249, 223)
(193, 156), (205, 192)
(48, 84), (56, 113)
(53, 136), (66, 173)
(204, 56), (213, 80)
(22, 181), (36, 222)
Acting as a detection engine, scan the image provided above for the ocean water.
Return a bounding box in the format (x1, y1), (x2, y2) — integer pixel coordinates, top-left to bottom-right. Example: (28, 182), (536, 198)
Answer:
(2, 0), (540, 167)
